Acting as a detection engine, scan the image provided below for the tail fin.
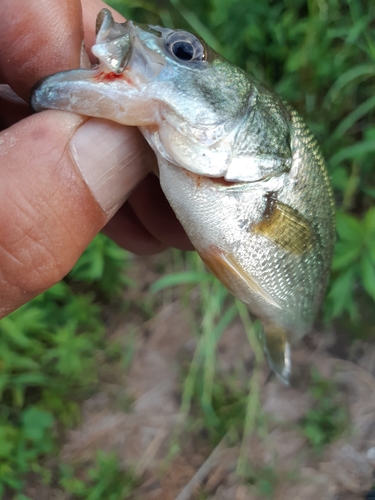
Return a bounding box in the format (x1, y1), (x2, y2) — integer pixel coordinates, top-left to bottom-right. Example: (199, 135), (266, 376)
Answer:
(260, 325), (291, 385)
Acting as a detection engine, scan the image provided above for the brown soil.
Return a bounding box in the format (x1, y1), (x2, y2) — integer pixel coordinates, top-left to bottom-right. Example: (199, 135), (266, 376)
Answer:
(23, 253), (375, 499)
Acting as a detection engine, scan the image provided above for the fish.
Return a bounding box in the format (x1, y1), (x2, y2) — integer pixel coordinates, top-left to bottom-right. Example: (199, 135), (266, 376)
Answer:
(31, 8), (335, 383)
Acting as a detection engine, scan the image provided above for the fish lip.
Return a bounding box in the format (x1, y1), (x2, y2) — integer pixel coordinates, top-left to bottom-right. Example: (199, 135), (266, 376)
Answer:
(30, 67), (102, 112)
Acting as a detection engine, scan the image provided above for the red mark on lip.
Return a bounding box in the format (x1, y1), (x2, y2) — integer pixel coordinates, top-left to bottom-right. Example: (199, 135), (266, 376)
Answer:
(94, 70), (134, 86)
(105, 72), (123, 80)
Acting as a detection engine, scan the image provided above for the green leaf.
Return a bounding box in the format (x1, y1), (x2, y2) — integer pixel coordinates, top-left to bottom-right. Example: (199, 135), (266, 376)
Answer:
(330, 167), (348, 191)
(329, 139), (375, 167)
(0, 426), (17, 458)
(335, 212), (363, 242)
(0, 319), (34, 348)
(327, 267), (357, 318)
(11, 373), (47, 387)
(169, 0), (223, 53)
(330, 95), (375, 141)
(324, 64), (375, 104)
(364, 207), (375, 235)
(21, 408), (54, 442)
(150, 271), (214, 293)
(360, 255), (375, 301)
(332, 242), (362, 271)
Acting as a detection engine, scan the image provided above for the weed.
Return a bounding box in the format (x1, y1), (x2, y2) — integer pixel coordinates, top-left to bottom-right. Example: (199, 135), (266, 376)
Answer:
(246, 465), (279, 498)
(0, 235), (129, 497)
(325, 208), (375, 323)
(300, 370), (348, 451)
(59, 451), (139, 500)
(153, 253), (267, 476)
(1, 0), (375, 496)
(68, 233), (132, 299)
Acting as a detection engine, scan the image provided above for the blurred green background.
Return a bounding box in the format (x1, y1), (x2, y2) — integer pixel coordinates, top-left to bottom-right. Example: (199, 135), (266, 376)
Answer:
(1, 0), (375, 497)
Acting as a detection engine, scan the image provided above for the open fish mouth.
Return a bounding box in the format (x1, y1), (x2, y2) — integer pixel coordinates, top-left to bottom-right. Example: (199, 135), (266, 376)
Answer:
(31, 9), (165, 126)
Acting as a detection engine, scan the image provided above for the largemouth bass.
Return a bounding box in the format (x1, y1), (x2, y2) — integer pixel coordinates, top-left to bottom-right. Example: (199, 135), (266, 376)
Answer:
(31, 9), (335, 383)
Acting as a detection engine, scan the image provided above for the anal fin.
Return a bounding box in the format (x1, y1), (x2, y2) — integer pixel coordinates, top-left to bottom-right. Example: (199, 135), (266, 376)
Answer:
(199, 246), (280, 309)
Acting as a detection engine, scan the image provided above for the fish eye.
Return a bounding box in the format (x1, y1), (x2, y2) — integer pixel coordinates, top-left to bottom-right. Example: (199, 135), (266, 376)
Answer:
(165, 32), (206, 62)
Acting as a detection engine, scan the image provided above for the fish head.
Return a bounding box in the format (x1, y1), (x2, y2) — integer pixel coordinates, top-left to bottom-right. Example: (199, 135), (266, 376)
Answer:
(32, 8), (255, 178)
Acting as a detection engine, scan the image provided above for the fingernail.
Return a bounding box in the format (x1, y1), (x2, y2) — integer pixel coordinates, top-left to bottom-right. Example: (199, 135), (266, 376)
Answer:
(71, 118), (152, 215)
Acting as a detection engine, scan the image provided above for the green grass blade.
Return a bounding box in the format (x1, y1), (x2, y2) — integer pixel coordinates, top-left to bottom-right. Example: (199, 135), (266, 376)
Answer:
(150, 271), (214, 293)
(328, 140), (375, 168)
(330, 95), (375, 141)
(168, 0), (223, 53)
(324, 64), (375, 105)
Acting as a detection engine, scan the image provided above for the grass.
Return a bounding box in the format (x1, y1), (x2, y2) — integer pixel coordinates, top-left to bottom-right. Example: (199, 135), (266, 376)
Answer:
(300, 369), (348, 451)
(0, 235), (132, 498)
(1, 0), (375, 497)
(59, 451), (139, 500)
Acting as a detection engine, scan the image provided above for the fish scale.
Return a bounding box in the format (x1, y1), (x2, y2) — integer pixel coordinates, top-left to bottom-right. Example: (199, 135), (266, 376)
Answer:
(31, 8), (335, 383)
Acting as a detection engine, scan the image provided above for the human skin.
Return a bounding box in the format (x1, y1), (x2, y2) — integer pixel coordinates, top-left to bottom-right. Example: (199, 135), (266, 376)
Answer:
(0, 0), (192, 318)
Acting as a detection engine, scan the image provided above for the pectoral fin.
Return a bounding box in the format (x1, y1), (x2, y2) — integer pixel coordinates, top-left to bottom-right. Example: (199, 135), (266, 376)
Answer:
(199, 246), (280, 309)
(253, 193), (314, 254)
(261, 324), (291, 384)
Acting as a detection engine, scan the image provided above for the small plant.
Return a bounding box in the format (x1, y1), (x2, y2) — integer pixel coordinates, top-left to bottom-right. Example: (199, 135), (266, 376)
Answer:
(0, 234), (130, 497)
(0, 407), (55, 497)
(59, 451), (139, 500)
(68, 233), (132, 299)
(189, 372), (249, 446)
(1, 0), (374, 496)
(301, 370), (347, 451)
(245, 465), (279, 498)
(325, 208), (375, 322)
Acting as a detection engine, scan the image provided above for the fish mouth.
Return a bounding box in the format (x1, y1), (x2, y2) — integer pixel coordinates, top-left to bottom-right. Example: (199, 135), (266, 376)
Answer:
(92, 9), (166, 80)
(30, 9), (165, 125)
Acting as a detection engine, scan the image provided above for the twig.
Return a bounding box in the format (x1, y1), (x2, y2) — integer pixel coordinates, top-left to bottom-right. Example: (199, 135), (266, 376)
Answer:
(175, 435), (228, 500)
(136, 426), (170, 476)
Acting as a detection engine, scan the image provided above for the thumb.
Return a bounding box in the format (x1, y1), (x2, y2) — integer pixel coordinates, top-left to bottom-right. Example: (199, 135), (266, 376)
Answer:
(0, 110), (151, 317)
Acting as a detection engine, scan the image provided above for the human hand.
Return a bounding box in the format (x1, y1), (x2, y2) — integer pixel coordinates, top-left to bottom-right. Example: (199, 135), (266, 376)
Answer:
(0, 0), (192, 318)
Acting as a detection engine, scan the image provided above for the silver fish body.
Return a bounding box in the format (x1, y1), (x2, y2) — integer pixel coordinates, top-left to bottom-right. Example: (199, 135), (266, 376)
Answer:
(31, 9), (335, 382)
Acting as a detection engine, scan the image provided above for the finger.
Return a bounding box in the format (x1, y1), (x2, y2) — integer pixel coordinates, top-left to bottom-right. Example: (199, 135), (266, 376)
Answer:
(128, 174), (194, 251)
(102, 204), (167, 255)
(0, 85), (31, 130)
(0, 0), (124, 99)
(0, 112), (152, 317)
(0, 0), (84, 100)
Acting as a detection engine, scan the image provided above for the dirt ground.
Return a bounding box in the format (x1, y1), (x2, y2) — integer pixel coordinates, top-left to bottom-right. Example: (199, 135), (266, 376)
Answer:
(25, 254), (375, 499)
